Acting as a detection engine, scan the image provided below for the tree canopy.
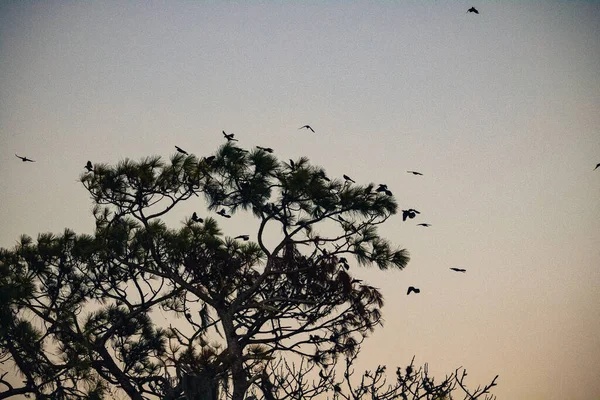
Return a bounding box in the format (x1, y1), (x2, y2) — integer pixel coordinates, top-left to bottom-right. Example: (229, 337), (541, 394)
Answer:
(0, 142), (496, 399)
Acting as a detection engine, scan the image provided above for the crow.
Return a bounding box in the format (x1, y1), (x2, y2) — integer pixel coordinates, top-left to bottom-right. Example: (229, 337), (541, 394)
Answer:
(467, 6), (479, 14)
(299, 125), (315, 133)
(343, 174), (355, 183)
(223, 131), (238, 142)
(234, 235), (250, 241)
(175, 146), (188, 155)
(407, 170), (423, 175)
(217, 208), (231, 218)
(289, 159), (295, 169)
(191, 212), (203, 223)
(407, 286), (420, 295)
(417, 223), (431, 227)
(594, 163), (600, 171)
(256, 146), (274, 153)
(450, 268), (467, 273)
(402, 209), (420, 221)
(85, 160), (93, 172)
(15, 154), (35, 162)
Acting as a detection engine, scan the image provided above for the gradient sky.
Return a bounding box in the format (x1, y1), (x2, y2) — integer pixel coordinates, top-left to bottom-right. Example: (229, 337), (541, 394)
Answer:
(1, 1), (599, 399)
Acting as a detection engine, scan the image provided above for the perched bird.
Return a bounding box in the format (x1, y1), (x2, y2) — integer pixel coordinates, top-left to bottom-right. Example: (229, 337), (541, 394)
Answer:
(402, 209), (420, 221)
(317, 170), (330, 181)
(84, 160), (93, 172)
(407, 286), (420, 295)
(450, 268), (467, 273)
(289, 159), (295, 169)
(223, 131), (238, 142)
(407, 171), (423, 176)
(175, 146), (188, 155)
(594, 163), (600, 170)
(299, 125), (315, 133)
(467, 6), (479, 14)
(256, 146), (274, 153)
(191, 212), (203, 223)
(343, 174), (355, 183)
(417, 223), (431, 227)
(217, 208), (231, 218)
(234, 235), (250, 241)
(15, 154), (35, 162)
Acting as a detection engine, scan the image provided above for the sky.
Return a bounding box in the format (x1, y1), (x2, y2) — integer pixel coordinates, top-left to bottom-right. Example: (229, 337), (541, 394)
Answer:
(1, 1), (599, 399)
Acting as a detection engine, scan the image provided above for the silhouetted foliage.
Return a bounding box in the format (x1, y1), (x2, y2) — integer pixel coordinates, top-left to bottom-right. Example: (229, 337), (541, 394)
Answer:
(0, 142), (496, 399)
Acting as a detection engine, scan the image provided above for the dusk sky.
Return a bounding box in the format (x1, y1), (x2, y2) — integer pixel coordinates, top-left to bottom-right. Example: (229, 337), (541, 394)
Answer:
(1, 1), (599, 399)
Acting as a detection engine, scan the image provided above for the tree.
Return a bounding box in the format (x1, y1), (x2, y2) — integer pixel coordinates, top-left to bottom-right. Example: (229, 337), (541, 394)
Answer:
(0, 142), (497, 399)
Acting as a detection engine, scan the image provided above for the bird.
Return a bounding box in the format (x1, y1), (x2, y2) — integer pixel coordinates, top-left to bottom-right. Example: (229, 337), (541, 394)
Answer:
(407, 171), (423, 176)
(407, 286), (420, 295)
(289, 159), (295, 169)
(222, 131), (238, 142)
(402, 209), (420, 221)
(317, 170), (330, 181)
(191, 212), (203, 223)
(450, 268), (467, 273)
(234, 235), (250, 241)
(217, 208), (231, 218)
(256, 146), (274, 153)
(15, 154), (35, 162)
(84, 160), (93, 172)
(299, 125), (315, 133)
(175, 146), (188, 155)
(417, 223), (431, 227)
(343, 174), (355, 183)
(594, 163), (600, 170)
(467, 6), (479, 14)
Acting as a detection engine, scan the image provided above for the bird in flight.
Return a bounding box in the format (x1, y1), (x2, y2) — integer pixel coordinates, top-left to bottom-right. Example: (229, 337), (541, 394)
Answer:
(234, 235), (250, 241)
(217, 208), (231, 218)
(417, 223), (431, 227)
(175, 146), (188, 155)
(299, 125), (315, 133)
(191, 212), (203, 223)
(407, 171), (423, 176)
(450, 268), (467, 273)
(15, 154), (35, 162)
(594, 163), (600, 170)
(84, 160), (93, 172)
(467, 6), (479, 14)
(402, 209), (420, 221)
(343, 174), (356, 183)
(223, 131), (238, 142)
(407, 286), (420, 295)
(256, 146), (274, 153)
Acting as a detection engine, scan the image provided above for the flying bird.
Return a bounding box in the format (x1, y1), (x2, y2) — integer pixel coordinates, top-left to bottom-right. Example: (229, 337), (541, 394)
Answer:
(343, 174), (356, 183)
(84, 160), (93, 172)
(407, 171), (423, 176)
(234, 235), (250, 241)
(299, 125), (315, 133)
(402, 209), (420, 221)
(450, 268), (467, 273)
(15, 154), (35, 162)
(407, 286), (420, 295)
(223, 131), (238, 142)
(191, 212), (203, 223)
(417, 223), (431, 227)
(256, 146), (274, 153)
(594, 163), (600, 170)
(175, 146), (188, 155)
(217, 208), (231, 218)
(467, 6), (479, 14)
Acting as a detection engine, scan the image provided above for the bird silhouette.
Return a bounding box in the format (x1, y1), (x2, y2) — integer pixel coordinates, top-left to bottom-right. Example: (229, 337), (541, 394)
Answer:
(256, 146), (274, 153)
(450, 268), (467, 273)
(407, 171), (423, 176)
(317, 171), (330, 181)
(84, 160), (93, 172)
(191, 212), (203, 223)
(217, 208), (231, 218)
(417, 223), (431, 227)
(402, 209), (420, 221)
(467, 6), (479, 14)
(407, 286), (420, 295)
(234, 235), (250, 241)
(223, 131), (238, 142)
(15, 154), (35, 162)
(175, 146), (188, 155)
(299, 125), (315, 133)
(289, 159), (295, 169)
(594, 163), (600, 170)
(343, 174), (355, 183)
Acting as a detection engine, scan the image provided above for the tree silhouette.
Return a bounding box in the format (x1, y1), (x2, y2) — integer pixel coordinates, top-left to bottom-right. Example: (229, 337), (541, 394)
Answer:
(0, 142), (496, 399)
